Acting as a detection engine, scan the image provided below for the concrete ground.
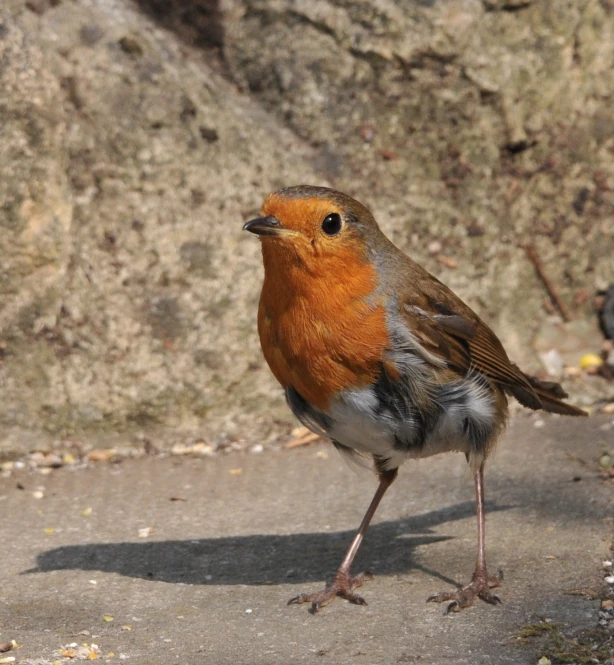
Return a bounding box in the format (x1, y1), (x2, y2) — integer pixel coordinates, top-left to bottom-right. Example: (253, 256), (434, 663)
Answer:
(1, 413), (613, 665)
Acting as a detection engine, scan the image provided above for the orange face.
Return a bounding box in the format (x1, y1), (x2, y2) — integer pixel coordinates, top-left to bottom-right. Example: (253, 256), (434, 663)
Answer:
(257, 193), (363, 261)
(251, 192), (391, 410)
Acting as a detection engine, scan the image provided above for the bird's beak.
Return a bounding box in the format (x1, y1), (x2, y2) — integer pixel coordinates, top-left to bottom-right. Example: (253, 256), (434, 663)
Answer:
(243, 216), (286, 237)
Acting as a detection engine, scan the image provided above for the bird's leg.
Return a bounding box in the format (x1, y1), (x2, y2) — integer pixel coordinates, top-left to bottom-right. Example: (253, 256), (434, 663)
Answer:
(427, 462), (503, 613)
(288, 463), (398, 614)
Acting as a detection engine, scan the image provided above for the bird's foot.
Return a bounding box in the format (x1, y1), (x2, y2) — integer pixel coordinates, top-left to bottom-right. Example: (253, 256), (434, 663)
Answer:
(287, 570), (374, 614)
(426, 569), (503, 614)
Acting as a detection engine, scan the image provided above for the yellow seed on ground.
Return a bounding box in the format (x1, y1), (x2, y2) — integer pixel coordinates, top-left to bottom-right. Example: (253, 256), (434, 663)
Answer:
(579, 353), (603, 369)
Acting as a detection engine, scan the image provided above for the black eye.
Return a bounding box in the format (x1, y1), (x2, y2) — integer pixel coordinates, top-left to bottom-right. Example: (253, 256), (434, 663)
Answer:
(321, 213), (343, 236)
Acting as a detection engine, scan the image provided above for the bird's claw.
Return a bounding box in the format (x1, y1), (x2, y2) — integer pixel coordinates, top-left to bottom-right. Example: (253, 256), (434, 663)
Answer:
(287, 570), (373, 613)
(427, 569), (503, 613)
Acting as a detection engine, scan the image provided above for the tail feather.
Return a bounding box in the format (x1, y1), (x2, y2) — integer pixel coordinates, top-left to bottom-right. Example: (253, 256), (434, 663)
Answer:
(510, 374), (587, 417)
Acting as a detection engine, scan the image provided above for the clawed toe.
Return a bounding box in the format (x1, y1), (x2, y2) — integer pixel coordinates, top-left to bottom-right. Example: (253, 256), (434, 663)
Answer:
(426, 591), (459, 604)
(482, 591), (502, 605)
(444, 600), (460, 614)
(287, 593), (314, 606)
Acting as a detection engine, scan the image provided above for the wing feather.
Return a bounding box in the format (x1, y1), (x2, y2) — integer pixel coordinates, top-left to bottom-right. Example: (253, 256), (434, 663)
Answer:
(401, 297), (543, 411)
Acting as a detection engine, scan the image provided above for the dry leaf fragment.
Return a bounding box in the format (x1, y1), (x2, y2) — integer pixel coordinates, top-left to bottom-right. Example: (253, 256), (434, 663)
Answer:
(285, 432), (320, 449)
(437, 255), (458, 269)
(82, 507), (92, 517)
(229, 468), (243, 475)
(138, 527), (152, 538)
(103, 615), (114, 622)
(88, 449), (116, 462)
(0, 657), (16, 663)
(60, 648), (77, 658)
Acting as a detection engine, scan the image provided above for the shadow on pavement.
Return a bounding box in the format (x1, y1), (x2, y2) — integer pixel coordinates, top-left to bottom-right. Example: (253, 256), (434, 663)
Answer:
(25, 501), (510, 587)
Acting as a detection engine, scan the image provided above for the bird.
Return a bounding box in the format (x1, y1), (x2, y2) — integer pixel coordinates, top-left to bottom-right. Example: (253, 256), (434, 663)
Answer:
(243, 185), (586, 614)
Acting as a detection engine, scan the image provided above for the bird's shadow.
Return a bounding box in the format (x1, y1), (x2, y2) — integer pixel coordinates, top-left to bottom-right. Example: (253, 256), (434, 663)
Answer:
(24, 501), (510, 588)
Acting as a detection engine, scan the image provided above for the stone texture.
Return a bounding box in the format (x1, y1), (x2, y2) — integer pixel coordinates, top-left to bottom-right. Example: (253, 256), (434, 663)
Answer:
(0, 0), (613, 455)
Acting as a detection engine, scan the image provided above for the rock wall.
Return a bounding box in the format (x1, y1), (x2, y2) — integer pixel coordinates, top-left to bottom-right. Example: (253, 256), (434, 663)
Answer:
(0, 0), (613, 455)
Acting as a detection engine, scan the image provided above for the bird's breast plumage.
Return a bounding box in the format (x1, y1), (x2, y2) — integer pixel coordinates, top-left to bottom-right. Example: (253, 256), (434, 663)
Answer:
(257, 244), (390, 410)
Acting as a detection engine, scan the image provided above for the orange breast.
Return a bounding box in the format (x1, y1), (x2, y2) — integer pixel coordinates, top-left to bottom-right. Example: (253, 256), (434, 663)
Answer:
(257, 243), (390, 410)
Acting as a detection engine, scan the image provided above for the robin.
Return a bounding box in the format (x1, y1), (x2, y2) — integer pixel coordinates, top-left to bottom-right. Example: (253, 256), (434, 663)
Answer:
(244, 185), (586, 614)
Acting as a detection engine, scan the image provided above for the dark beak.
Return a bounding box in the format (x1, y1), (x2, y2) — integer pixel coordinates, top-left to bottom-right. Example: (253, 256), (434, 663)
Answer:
(243, 216), (284, 237)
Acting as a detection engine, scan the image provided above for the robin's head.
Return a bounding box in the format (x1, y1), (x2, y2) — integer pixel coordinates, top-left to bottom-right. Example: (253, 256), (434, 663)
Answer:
(243, 186), (385, 263)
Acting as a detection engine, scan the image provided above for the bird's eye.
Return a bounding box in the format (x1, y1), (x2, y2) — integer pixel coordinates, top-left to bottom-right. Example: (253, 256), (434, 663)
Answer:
(321, 213), (343, 236)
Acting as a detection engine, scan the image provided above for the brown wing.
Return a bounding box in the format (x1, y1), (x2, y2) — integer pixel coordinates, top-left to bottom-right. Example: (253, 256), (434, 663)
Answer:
(399, 286), (585, 416)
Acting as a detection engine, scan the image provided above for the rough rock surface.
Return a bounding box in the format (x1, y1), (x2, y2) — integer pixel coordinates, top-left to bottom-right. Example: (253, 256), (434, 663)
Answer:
(0, 0), (613, 455)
